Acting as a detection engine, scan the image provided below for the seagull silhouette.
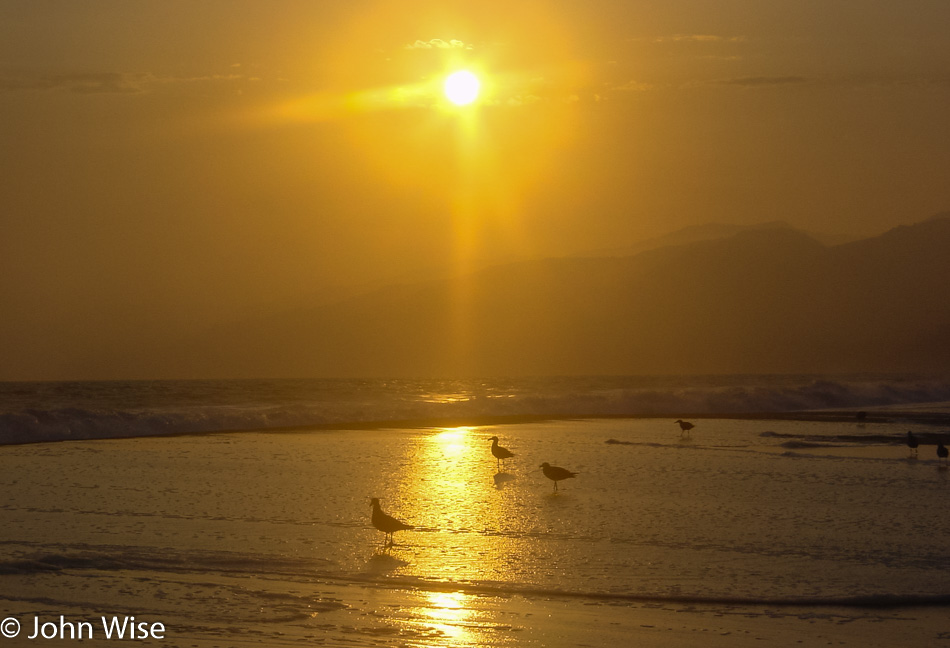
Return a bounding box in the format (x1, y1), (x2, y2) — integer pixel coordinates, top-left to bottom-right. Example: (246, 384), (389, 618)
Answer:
(906, 431), (919, 456)
(540, 462), (578, 492)
(489, 436), (515, 470)
(937, 442), (948, 466)
(675, 419), (695, 438)
(370, 498), (414, 546)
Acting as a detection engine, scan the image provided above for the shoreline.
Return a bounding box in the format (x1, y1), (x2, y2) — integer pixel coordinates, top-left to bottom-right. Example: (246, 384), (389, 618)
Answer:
(4, 416), (950, 646)
(326, 571), (950, 609)
(4, 406), (950, 448)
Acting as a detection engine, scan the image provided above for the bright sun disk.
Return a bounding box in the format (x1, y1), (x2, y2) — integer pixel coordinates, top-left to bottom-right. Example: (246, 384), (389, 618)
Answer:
(443, 70), (480, 106)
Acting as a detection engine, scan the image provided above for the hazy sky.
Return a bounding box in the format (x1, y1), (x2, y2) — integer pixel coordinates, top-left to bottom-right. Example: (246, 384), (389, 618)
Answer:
(2, 1), (949, 378)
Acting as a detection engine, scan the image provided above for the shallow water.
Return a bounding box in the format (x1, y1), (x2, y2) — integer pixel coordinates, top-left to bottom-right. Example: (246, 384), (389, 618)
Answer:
(1, 417), (949, 645)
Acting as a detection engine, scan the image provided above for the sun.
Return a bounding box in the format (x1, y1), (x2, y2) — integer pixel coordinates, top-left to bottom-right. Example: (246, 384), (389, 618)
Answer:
(443, 70), (480, 106)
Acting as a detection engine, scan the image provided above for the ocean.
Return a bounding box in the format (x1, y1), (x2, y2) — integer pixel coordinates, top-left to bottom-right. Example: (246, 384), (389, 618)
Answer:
(3, 374), (950, 446)
(2, 374), (950, 646)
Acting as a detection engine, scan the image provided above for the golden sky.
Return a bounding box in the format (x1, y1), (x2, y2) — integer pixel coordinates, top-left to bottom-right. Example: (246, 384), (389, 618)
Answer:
(1, 0), (949, 378)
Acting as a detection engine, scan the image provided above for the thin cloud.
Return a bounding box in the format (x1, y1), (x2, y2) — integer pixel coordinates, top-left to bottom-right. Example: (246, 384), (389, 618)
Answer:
(66, 73), (143, 94)
(698, 55), (743, 61)
(669, 34), (737, 43)
(634, 34), (745, 44)
(722, 76), (808, 86)
(691, 74), (950, 91)
(613, 80), (653, 92)
(405, 39), (471, 50)
(0, 71), (143, 94)
(158, 73), (245, 84)
(0, 69), (250, 95)
(506, 94), (542, 106)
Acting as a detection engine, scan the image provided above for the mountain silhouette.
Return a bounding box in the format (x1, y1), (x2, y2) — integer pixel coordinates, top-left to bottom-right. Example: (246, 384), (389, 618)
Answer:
(168, 214), (950, 378)
(579, 219), (855, 258)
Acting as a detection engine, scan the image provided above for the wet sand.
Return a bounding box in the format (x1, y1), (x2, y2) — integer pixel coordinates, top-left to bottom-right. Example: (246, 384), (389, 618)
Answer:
(3, 565), (945, 647)
(1, 418), (949, 646)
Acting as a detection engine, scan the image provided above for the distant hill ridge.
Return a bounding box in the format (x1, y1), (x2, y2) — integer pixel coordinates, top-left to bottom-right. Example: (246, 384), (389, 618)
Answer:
(148, 213), (950, 377)
(579, 219), (855, 259)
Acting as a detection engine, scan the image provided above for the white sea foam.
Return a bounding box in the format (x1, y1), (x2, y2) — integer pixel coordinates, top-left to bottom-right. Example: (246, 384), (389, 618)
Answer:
(0, 375), (948, 445)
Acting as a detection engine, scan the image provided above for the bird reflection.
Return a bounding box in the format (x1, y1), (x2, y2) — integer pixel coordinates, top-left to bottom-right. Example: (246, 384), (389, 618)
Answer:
(370, 497), (414, 546)
(493, 471), (516, 488)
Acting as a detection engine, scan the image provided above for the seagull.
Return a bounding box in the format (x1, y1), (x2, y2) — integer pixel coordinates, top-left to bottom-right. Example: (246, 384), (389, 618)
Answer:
(540, 462), (578, 492)
(675, 419), (695, 438)
(489, 436), (515, 470)
(370, 498), (414, 546)
(937, 442), (948, 466)
(906, 431), (919, 456)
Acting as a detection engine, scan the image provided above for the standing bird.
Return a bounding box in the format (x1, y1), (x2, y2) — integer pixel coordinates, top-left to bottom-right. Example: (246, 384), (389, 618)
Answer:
(675, 419), (695, 438)
(906, 431), (919, 456)
(937, 442), (948, 467)
(540, 462), (578, 492)
(369, 498), (414, 546)
(489, 436), (515, 471)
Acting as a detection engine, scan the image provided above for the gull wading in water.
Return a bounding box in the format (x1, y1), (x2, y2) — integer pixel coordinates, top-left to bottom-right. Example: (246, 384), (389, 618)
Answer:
(675, 419), (695, 438)
(370, 498), (414, 546)
(540, 462), (578, 492)
(489, 436), (515, 470)
(906, 431), (919, 456)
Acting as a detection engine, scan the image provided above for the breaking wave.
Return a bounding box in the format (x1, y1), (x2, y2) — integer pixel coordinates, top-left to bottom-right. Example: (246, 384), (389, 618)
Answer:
(1, 374), (948, 445)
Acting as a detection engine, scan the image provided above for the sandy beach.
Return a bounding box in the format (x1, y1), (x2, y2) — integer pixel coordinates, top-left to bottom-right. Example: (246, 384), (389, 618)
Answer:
(2, 414), (950, 646)
(6, 569), (946, 647)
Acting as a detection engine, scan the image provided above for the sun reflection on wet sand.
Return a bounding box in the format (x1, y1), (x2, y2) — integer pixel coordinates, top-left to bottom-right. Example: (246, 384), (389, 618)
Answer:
(434, 426), (472, 458)
(367, 587), (519, 648)
(366, 426), (529, 647)
(405, 591), (476, 645)
(390, 426), (539, 584)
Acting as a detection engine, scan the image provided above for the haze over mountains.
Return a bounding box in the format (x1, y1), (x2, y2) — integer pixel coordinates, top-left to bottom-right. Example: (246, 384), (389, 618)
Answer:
(124, 213), (950, 379)
(577, 220), (858, 259)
